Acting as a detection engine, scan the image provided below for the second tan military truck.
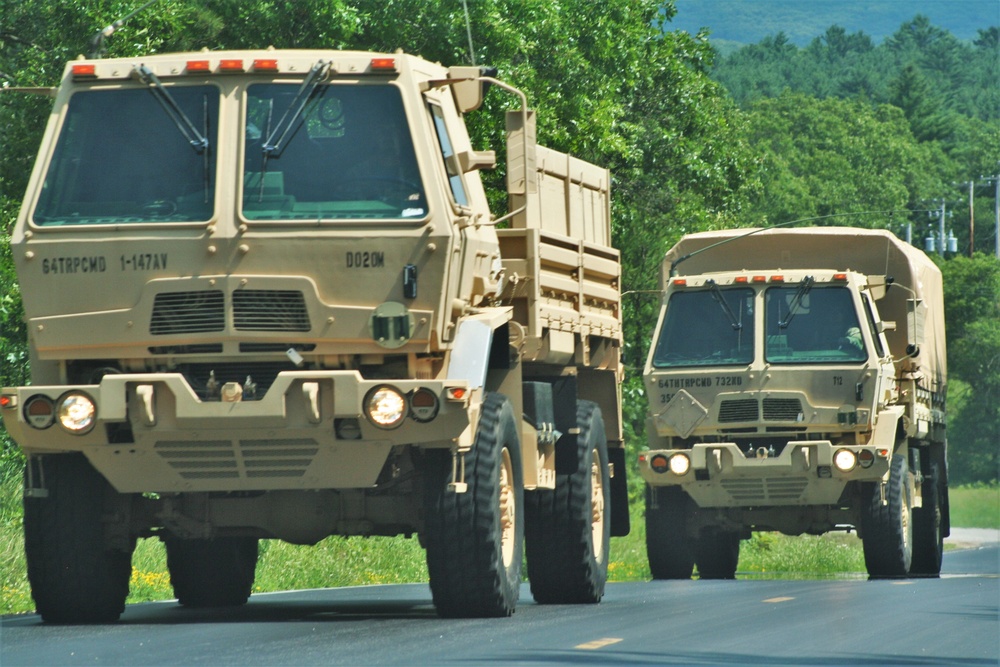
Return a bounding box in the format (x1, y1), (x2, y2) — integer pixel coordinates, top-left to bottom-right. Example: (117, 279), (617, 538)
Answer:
(638, 227), (947, 579)
(1, 48), (627, 622)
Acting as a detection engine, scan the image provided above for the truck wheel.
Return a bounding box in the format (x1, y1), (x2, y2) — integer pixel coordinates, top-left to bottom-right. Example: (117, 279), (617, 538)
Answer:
(165, 537), (259, 607)
(861, 453), (913, 577)
(910, 459), (943, 576)
(695, 529), (740, 579)
(525, 401), (610, 604)
(645, 485), (695, 579)
(23, 454), (134, 623)
(424, 392), (524, 617)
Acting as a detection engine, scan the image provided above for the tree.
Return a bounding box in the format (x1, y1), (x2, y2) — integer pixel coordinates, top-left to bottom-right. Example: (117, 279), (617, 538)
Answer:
(938, 255), (1000, 483)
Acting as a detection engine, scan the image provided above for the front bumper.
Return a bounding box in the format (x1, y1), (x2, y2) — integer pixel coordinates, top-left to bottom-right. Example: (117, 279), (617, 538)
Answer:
(639, 441), (891, 507)
(1, 371), (471, 493)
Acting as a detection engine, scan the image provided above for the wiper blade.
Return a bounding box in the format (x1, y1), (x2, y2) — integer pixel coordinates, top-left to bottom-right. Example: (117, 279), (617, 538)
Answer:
(133, 65), (209, 153)
(261, 60), (331, 157)
(779, 276), (814, 329)
(707, 280), (743, 331)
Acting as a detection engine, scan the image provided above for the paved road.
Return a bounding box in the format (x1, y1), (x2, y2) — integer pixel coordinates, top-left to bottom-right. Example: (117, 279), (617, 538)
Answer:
(2, 544), (997, 666)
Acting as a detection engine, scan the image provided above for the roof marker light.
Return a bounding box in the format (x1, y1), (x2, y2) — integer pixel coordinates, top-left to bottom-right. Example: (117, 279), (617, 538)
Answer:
(219, 59), (245, 72)
(770, 275), (785, 283)
(734, 276), (748, 283)
(370, 57), (397, 71)
(72, 64), (97, 78)
(672, 278), (687, 286)
(253, 59), (279, 72)
(752, 275), (766, 283)
(186, 60), (210, 73)
(833, 273), (848, 281)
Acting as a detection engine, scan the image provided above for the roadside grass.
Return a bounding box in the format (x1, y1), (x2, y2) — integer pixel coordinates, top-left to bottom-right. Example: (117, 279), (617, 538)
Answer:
(2, 477), (996, 615)
(947, 484), (1000, 529)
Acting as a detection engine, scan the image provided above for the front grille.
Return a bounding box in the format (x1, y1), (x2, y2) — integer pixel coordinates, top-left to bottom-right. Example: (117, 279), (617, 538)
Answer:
(763, 398), (803, 421)
(150, 291), (225, 335)
(720, 477), (810, 504)
(718, 399), (759, 423)
(155, 438), (319, 480)
(233, 290), (310, 332)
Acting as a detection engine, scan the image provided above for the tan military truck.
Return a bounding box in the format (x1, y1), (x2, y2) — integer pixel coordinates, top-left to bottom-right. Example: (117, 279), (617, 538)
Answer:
(0, 49), (628, 622)
(638, 227), (947, 579)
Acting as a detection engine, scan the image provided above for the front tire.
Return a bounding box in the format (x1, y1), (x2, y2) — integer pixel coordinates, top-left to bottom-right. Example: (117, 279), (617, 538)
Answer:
(645, 485), (696, 580)
(23, 454), (134, 623)
(526, 401), (611, 604)
(165, 536), (259, 607)
(424, 392), (524, 617)
(861, 453), (913, 577)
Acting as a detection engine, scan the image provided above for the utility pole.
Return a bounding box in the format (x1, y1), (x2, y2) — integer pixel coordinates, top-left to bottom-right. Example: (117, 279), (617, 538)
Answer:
(982, 174), (1000, 259)
(968, 180), (975, 256)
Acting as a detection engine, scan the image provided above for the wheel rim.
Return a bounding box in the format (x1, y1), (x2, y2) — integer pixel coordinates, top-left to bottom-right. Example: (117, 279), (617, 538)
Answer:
(590, 449), (606, 563)
(499, 447), (516, 567)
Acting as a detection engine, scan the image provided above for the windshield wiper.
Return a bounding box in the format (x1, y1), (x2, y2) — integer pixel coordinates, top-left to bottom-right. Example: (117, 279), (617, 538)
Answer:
(707, 280), (743, 331)
(779, 276), (814, 329)
(261, 60), (331, 157)
(133, 65), (209, 153)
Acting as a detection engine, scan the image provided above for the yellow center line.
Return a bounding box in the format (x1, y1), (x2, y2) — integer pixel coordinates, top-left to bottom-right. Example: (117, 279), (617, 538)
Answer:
(763, 596), (795, 603)
(575, 637), (624, 650)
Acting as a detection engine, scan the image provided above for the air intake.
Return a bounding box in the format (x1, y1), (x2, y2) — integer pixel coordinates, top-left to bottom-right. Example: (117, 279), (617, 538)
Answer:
(150, 291), (225, 335)
(763, 398), (804, 421)
(718, 399), (759, 423)
(233, 290), (310, 332)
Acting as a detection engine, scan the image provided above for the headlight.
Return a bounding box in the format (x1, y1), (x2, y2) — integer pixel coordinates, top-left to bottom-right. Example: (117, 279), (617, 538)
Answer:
(833, 448), (857, 472)
(57, 392), (96, 434)
(365, 386), (407, 429)
(669, 453), (691, 476)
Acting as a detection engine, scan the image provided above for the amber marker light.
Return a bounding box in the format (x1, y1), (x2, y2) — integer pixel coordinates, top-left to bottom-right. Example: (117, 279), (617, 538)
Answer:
(770, 275), (785, 282)
(446, 387), (466, 401)
(833, 273), (848, 281)
(253, 59), (279, 72)
(72, 64), (97, 78)
(672, 279), (687, 286)
(370, 58), (397, 71)
(219, 59), (245, 72)
(186, 60), (211, 73)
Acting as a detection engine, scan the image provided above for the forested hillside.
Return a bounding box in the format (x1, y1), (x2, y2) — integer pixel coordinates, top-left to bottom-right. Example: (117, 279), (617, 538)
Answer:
(0, 2), (997, 482)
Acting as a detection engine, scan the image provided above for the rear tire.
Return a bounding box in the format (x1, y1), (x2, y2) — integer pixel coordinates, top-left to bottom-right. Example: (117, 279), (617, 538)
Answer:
(425, 392), (524, 617)
(861, 453), (913, 577)
(165, 536), (259, 607)
(526, 401), (611, 604)
(24, 454), (134, 623)
(695, 529), (740, 579)
(645, 485), (695, 579)
(910, 459), (943, 576)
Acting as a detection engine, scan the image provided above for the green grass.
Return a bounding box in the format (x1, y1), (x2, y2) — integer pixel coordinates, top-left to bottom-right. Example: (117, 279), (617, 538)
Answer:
(947, 484), (1000, 529)
(2, 479), (996, 616)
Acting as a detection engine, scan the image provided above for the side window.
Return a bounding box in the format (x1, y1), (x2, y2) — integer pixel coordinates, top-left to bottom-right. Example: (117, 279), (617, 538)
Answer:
(429, 104), (468, 206)
(861, 294), (886, 357)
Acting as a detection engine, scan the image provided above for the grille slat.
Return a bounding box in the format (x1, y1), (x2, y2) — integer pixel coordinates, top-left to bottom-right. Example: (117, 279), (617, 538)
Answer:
(234, 290), (310, 332)
(721, 477), (810, 503)
(154, 438), (320, 480)
(718, 399), (759, 423)
(150, 291), (225, 335)
(763, 398), (804, 421)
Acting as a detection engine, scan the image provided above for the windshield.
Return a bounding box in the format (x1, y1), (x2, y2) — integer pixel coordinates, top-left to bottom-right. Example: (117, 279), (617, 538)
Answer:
(765, 285), (867, 363)
(652, 287), (755, 368)
(243, 84), (426, 221)
(33, 86), (219, 225)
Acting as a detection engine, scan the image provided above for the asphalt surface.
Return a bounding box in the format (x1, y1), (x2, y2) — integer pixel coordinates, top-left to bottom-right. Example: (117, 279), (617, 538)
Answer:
(2, 540), (997, 666)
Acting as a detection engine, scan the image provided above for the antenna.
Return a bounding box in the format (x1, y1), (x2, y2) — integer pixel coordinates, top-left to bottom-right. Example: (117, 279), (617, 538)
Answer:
(461, 0), (477, 65)
(89, 0), (164, 59)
